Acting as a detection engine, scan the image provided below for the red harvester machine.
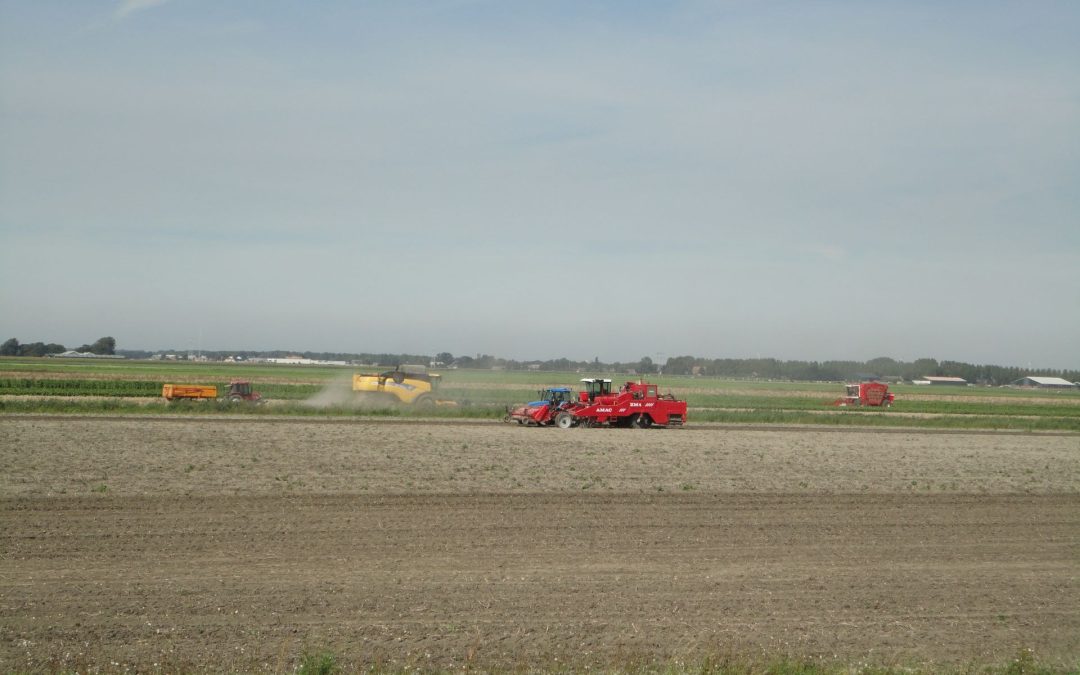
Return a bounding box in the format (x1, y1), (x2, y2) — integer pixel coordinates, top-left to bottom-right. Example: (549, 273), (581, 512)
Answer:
(506, 378), (687, 428)
(832, 381), (894, 407)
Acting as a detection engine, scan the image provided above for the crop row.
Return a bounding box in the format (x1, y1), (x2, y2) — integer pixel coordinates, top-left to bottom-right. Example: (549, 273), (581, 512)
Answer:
(0, 378), (321, 400)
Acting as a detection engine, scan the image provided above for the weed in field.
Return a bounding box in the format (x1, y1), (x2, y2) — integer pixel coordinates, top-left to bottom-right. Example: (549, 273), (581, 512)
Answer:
(296, 651), (337, 675)
(91, 483), (108, 493)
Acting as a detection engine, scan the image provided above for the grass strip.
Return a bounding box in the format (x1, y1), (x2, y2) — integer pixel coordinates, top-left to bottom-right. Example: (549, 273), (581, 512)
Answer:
(3, 398), (1079, 431)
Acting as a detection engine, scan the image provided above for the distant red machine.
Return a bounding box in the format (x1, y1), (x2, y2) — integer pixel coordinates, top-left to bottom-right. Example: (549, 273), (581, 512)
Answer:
(832, 381), (894, 407)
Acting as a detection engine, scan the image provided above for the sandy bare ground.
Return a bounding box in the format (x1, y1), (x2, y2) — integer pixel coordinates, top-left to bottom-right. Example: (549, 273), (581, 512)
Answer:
(1, 418), (1079, 671)
(2, 419), (1077, 497)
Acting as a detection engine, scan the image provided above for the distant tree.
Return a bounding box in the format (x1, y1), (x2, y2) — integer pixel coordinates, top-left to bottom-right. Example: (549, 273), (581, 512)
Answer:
(19, 342), (48, 357)
(909, 358), (940, 379)
(637, 356), (656, 374)
(664, 355), (697, 376)
(866, 356), (899, 374)
(1, 338), (19, 356)
(76, 337), (114, 355)
(541, 358), (571, 371)
(89, 337), (116, 355)
(436, 352), (454, 365)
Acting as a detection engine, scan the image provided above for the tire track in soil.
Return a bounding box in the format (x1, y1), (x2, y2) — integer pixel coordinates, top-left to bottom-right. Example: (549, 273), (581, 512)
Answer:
(2, 494), (1078, 671)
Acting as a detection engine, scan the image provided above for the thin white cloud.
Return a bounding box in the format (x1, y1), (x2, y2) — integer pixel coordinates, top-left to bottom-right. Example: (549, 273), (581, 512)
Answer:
(115, 0), (173, 20)
(809, 245), (847, 262)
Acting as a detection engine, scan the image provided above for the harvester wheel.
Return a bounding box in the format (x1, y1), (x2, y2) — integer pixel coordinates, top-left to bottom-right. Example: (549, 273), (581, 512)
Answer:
(632, 414), (653, 429)
(555, 412), (575, 429)
(414, 395), (435, 409)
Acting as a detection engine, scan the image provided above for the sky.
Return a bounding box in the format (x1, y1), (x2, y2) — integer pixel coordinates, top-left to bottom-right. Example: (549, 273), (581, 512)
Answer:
(1, 1), (1078, 368)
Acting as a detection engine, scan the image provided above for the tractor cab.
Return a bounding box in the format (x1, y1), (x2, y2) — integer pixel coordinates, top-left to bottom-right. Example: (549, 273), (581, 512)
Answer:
(525, 387), (574, 408)
(227, 380), (262, 403)
(579, 378), (613, 402)
(543, 387), (574, 408)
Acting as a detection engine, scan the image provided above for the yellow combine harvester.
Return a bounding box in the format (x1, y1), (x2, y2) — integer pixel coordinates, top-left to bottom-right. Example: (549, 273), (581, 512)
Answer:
(352, 366), (449, 407)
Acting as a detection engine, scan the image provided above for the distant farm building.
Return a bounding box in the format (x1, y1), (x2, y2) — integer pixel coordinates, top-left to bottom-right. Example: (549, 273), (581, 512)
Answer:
(49, 351), (126, 359)
(1010, 376), (1076, 389)
(265, 357), (348, 366)
(915, 376), (968, 386)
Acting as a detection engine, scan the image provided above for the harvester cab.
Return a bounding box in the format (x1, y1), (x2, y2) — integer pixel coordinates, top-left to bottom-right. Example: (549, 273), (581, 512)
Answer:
(579, 378), (613, 402)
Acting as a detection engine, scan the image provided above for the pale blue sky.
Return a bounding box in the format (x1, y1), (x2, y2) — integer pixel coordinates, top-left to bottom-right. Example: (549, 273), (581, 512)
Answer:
(1, 1), (1078, 367)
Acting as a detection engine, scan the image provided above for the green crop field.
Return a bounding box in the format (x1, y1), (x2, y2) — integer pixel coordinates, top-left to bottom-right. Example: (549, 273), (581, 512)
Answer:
(2, 356), (1079, 431)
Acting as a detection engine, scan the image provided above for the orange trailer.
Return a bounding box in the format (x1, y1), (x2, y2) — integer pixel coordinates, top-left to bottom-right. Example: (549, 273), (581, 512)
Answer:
(161, 384), (218, 401)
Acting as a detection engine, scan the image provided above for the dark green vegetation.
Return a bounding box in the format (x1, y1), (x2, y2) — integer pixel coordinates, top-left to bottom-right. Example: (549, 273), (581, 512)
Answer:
(2, 357), (1078, 431)
(0, 335), (115, 357)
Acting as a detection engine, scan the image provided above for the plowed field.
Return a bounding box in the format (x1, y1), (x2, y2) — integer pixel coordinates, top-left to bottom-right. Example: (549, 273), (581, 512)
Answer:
(2, 418), (1078, 672)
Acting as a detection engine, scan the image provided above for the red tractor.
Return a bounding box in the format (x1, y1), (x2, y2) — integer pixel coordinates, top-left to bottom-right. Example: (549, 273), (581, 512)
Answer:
(832, 381), (894, 407)
(226, 379), (263, 403)
(554, 378), (687, 428)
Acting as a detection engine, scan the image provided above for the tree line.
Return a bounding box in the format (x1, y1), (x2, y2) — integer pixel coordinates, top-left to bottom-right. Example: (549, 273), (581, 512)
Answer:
(1, 336), (115, 357)
(427, 352), (1079, 385)
(4, 339), (1076, 384)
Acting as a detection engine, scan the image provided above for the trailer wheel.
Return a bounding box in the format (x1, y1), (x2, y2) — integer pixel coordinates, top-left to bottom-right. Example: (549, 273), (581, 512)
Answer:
(555, 412), (575, 429)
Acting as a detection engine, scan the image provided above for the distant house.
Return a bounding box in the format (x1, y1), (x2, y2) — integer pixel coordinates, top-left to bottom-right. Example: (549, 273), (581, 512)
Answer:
(920, 376), (968, 386)
(265, 357), (348, 366)
(1010, 376), (1076, 389)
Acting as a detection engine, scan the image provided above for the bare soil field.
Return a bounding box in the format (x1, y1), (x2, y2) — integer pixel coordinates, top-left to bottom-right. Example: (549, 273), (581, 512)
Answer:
(2, 418), (1078, 671)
